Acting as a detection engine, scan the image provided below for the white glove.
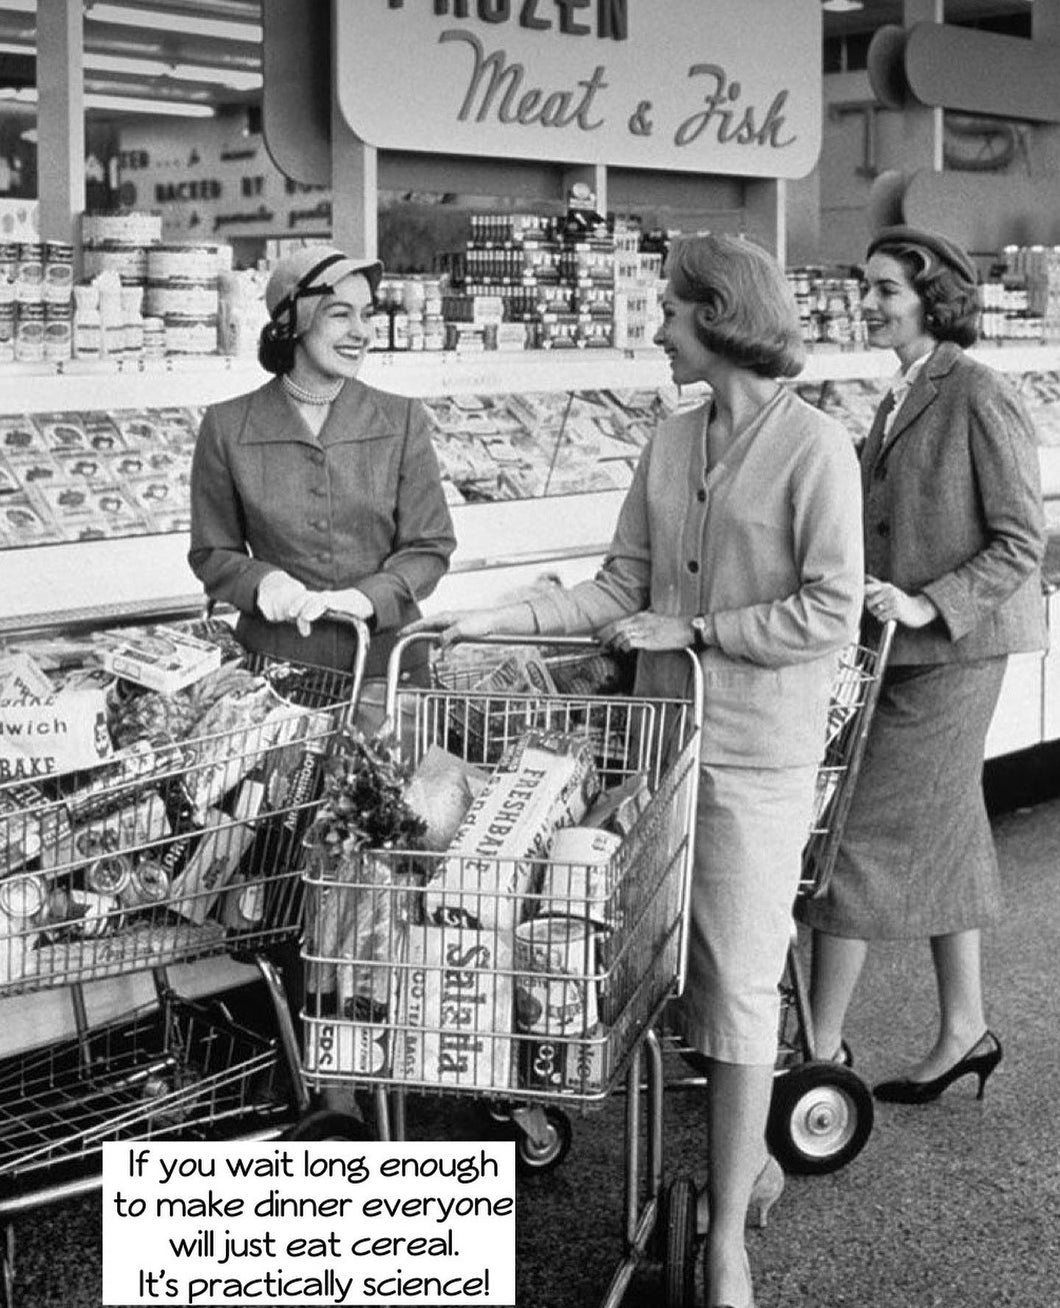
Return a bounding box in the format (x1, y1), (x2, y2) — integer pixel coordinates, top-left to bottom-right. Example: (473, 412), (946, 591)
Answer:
(257, 570), (308, 623)
(324, 587), (375, 623)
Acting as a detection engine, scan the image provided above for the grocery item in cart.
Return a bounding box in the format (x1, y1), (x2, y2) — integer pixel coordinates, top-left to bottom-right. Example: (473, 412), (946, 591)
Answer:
(0, 781), (71, 871)
(0, 684), (113, 782)
(392, 924), (513, 1088)
(38, 792), (170, 873)
(0, 651), (53, 702)
(0, 871), (45, 984)
(536, 826), (622, 927)
(96, 623), (221, 694)
(181, 692), (303, 821)
(404, 744), (489, 848)
(168, 771), (266, 924)
(514, 916), (599, 1037)
(426, 729), (599, 932)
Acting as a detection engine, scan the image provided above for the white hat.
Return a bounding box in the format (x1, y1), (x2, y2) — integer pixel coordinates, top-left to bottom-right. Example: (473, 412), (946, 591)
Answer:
(264, 244), (384, 338)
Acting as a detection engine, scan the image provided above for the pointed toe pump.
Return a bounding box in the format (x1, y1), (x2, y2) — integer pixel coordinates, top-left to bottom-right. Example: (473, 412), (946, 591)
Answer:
(873, 1031), (1003, 1105)
(695, 1155), (785, 1237)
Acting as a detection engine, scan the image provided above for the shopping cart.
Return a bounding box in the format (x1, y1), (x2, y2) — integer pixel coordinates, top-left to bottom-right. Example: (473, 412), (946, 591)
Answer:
(299, 631), (703, 1308)
(0, 614), (369, 1307)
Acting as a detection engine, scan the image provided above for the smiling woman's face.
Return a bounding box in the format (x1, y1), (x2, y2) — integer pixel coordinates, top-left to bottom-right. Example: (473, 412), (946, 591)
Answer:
(294, 272), (375, 387)
(861, 253), (933, 362)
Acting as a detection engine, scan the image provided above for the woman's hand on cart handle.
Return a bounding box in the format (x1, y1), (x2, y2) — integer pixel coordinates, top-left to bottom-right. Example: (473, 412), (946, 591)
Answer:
(403, 603), (537, 648)
(325, 587), (375, 622)
(864, 576), (937, 629)
(598, 611), (695, 653)
(257, 570), (315, 631)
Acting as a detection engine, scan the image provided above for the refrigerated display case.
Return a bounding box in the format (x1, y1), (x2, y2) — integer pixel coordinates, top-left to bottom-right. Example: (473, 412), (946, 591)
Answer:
(2, 342), (1060, 755)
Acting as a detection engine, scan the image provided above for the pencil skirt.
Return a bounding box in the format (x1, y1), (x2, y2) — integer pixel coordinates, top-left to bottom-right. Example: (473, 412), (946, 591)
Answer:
(673, 761), (819, 1066)
(797, 658), (1006, 940)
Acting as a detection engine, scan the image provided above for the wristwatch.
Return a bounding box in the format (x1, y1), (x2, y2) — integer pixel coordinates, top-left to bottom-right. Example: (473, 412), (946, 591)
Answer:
(690, 615), (712, 651)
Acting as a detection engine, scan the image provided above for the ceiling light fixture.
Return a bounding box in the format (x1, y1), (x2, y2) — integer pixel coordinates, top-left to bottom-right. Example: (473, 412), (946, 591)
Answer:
(85, 4), (263, 44)
(822, 0), (864, 11)
(0, 85), (215, 116)
(0, 41), (261, 88)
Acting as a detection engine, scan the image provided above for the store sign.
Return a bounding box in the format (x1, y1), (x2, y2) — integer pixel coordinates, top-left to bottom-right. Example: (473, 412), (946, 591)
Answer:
(335, 0), (822, 178)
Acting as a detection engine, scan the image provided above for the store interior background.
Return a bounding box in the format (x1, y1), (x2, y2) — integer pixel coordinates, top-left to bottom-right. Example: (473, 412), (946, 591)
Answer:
(2, 0), (1058, 271)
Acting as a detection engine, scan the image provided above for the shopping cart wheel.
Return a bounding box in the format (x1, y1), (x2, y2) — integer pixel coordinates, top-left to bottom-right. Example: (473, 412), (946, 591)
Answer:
(660, 1175), (698, 1308)
(514, 1105), (572, 1174)
(282, 1109), (371, 1142)
(480, 1098), (515, 1125)
(766, 1062), (874, 1176)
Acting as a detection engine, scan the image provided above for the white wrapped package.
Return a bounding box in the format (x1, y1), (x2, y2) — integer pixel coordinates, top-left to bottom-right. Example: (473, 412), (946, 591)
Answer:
(425, 729), (598, 932)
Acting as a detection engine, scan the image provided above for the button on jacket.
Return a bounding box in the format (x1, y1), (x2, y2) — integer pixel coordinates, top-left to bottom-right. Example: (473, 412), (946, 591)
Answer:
(529, 389), (864, 766)
(189, 376), (456, 676)
(860, 342), (1046, 664)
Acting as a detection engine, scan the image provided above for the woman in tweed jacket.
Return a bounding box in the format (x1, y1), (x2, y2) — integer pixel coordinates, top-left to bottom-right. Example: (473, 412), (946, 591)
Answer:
(798, 226), (1046, 1106)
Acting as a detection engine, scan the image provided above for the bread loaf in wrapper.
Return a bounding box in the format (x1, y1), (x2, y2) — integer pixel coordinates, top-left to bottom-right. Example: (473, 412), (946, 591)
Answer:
(425, 729), (598, 932)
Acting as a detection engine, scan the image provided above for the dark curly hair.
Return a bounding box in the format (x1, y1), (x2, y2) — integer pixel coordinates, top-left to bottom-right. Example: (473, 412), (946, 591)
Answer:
(869, 237), (980, 348)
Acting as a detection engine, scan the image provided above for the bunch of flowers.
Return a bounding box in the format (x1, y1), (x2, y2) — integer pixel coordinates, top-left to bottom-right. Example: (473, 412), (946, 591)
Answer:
(305, 726), (426, 867)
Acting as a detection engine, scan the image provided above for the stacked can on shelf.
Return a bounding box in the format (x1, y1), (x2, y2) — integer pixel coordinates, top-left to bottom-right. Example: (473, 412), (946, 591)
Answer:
(0, 241), (75, 365)
(144, 243), (228, 356)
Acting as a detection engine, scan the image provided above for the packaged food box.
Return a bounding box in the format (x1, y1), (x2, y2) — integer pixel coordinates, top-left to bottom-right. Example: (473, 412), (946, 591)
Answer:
(97, 623), (222, 695)
(392, 925), (512, 1090)
(426, 729), (598, 932)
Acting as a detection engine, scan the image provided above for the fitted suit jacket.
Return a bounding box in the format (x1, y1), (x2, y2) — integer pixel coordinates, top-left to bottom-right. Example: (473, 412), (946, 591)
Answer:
(188, 376), (455, 677)
(861, 342), (1046, 664)
(530, 388), (864, 766)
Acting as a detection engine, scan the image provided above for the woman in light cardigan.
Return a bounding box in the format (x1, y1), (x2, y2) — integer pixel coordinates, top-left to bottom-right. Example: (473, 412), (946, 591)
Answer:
(409, 233), (863, 1308)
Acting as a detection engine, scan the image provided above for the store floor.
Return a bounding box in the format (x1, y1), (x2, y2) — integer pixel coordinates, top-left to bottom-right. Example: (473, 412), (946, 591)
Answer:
(10, 790), (1060, 1308)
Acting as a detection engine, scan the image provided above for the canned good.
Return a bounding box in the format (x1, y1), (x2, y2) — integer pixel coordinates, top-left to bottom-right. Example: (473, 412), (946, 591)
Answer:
(14, 256), (44, 305)
(0, 873), (49, 923)
(42, 261), (73, 305)
(86, 853), (133, 898)
(120, 860), (171, 908)
(147, 243), (225, 281)
(44, 240), (73, 263)
(514, 917), (599, 1037)
(144, 279), (218, 318)
(14, 317), (44, 362)
(222, 880), (264, 930)
(163, 314), (218, 355)
(43, 317), (73, 363)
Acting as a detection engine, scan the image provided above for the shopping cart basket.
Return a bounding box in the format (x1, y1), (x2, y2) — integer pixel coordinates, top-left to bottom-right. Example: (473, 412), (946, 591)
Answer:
(299, 632), (703, 1305)
(0, 613), (369, 1306)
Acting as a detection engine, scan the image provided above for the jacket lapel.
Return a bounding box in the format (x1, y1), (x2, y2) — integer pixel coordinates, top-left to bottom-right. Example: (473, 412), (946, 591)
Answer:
(238, 377), (317, 447)
(879, 342), (961, 455)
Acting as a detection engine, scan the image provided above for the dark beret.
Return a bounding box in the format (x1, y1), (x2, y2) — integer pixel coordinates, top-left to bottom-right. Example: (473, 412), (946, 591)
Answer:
(866, 225), (977, 285)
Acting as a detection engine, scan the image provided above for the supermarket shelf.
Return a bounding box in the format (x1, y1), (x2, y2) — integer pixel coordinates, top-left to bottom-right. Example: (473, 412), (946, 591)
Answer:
(4, 340), (1060, 416)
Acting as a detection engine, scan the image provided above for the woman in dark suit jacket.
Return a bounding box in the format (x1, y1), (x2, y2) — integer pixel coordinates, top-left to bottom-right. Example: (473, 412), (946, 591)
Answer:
(799, 226), (1046, 1103)
(189, 244), (455, 691)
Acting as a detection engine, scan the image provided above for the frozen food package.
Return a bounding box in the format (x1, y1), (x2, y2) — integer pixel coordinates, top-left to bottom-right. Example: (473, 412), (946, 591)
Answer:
(425, 729), (599, 932)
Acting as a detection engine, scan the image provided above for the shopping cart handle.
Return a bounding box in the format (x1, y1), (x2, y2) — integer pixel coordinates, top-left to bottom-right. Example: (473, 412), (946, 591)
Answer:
(385, 628), (705, 727)
(199, 596), (369, 701)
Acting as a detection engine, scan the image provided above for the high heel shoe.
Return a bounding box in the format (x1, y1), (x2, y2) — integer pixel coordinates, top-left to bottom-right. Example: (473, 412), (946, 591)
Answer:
(873, 1031), (1002, 1104)
(695, 1154), (785, 1236)
(746, 1154), (785, 1230)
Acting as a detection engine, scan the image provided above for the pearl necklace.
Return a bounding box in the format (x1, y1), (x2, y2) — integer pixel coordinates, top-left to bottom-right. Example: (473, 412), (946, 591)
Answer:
(282, 373), (345, 406)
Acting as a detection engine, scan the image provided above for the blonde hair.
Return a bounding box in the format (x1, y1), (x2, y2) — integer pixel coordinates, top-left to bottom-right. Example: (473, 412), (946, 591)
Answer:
(666, 234), (806, 378)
